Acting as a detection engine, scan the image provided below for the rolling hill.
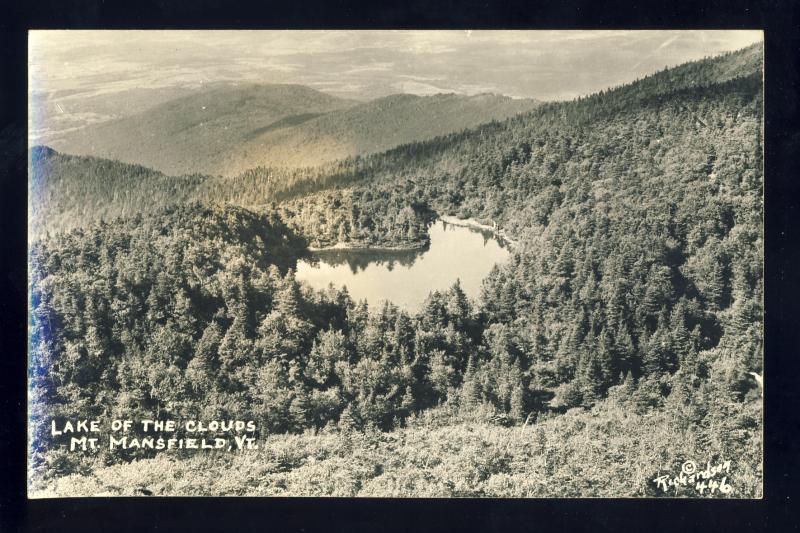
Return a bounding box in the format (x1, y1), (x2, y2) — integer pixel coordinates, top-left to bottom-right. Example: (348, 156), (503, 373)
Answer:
(47, 85), (538, 176)
(217, 92), (539, 174)
(47, 83), (357, 176)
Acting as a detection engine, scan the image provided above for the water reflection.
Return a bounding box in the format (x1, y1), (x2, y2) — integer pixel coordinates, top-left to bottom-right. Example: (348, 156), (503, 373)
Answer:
(305, 245), (428, 275)
(296, 219), (511, 312)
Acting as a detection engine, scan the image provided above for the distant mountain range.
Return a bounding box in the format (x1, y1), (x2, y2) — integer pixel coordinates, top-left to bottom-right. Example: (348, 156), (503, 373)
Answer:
(47, 84), (539, 176)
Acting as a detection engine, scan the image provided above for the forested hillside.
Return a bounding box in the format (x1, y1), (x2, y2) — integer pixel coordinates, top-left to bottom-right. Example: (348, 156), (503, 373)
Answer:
(29, 146), (204, 237)
(28, 204), (484, 469)
(28, 148), (437, 248)
(29, 43), (763, 496)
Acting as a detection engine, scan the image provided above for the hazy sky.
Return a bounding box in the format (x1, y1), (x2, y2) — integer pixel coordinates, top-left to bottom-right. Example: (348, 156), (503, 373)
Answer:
(30, 30), (762, 103)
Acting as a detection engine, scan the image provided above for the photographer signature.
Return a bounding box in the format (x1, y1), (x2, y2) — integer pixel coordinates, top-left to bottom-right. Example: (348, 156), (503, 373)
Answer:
(653, 460), (733, 495)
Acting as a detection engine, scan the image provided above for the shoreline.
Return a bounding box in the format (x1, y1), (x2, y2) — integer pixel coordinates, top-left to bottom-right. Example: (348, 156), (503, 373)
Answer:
(439, 215), (518, 248)
(305, 215), (519, 253)
(439, 214), (496, 232)
(307, 241), (429, 252)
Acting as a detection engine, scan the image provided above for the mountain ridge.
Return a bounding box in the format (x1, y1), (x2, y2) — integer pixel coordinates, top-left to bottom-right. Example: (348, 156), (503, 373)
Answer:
(218, 91), (539, 174)
(47, 83), (539, 176)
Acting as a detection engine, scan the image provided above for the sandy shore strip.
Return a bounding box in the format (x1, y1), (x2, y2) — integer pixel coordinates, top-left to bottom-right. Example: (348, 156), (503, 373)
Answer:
(439, 215), (496, 231)
(308, 241), (428, 252)
(439, 215), (518, 247)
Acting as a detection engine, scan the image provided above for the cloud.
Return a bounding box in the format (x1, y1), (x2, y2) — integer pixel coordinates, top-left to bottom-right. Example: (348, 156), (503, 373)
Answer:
(345, 62), (395, 75)
(393, 81), (452, 96)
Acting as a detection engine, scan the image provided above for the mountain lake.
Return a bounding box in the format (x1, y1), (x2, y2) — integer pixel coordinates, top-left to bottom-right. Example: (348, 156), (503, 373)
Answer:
(295, 219), (512, 312)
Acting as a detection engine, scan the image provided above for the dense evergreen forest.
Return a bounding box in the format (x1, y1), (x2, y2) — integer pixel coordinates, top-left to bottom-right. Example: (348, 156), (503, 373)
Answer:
(29, 43), (763, 496)
(28, 149), (438, 246)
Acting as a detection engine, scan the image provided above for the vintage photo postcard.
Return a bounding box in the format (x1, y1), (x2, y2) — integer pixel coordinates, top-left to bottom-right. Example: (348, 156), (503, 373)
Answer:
(27, 30), (763, 498)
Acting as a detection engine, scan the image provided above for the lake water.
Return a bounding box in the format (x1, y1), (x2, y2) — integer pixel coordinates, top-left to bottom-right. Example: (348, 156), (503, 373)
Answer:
(295, 219), (512, 312)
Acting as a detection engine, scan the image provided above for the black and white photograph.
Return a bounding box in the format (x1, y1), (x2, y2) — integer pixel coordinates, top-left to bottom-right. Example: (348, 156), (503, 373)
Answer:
(26, 29), (764, 498)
